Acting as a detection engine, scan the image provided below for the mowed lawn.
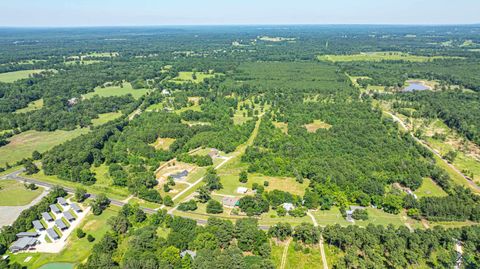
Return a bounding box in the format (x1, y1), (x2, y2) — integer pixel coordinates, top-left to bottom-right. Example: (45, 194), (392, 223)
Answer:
(10, 206), (120, 269)
(0, 129), (89, 166)
(0, 180), (43, 206)
(0, 69), (46, 83)
(83, 83), (149, 100)
(414, 177), (448, 198)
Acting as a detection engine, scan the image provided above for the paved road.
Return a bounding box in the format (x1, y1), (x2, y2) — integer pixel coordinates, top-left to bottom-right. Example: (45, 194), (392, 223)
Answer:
(385, 111), (480, 192)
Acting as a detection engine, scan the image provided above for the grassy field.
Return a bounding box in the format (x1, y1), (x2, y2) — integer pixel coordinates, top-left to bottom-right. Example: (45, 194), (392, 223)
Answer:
(414, 177), (448, 198)
(348, 75), (387, 92)
(10, 206), (120, 269)
(285, 242), (323, 269)
(27, 165), (130, 201)
(170, 71), (216, 83)
(82, 83), (149, 100)
(0, 180), (43, 206)
(0, 129), (89, 166)
(318, 52), (459, 62)
(14, 99), (44, 114)
(0, 69), (45, 83)
(91, 112), (123, 127)
(304, 119), (332, 133)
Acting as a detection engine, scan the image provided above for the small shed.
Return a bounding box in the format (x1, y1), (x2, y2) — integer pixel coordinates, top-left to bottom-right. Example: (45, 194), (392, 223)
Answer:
(16, 232), (39, 238)
(70, 203), (83, 213)
(50, 204), (61, 214)
(46, 228), (60, 240)
(32, 220), (45, 231)
(57, 197), (68, 206)
(63, 211), (76, 222)
(42, 212), (53, 222)
(236, 187), (248, 194)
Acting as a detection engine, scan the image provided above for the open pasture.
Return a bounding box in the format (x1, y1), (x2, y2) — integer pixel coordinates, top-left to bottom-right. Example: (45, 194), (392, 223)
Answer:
(0, 180), (43, 206)
(0, 69), (46, 83)
(14, 99), (44, 114)
(82, 82), (149, 100)
(0, 129), (89, 166)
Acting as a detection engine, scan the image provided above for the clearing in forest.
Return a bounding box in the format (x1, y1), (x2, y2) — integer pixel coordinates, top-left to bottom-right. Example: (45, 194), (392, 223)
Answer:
(14, 99), (44, 114)
(83, 82), (149, 100)
(273, 122), (288, 134)
(170, 71), (216, 84)
(151, 137), (176, 151)
(0, 69), (46, 83)
(414, 177), (448, 198)
(304, 120), (332, 133)
(91, 112), (123, 127)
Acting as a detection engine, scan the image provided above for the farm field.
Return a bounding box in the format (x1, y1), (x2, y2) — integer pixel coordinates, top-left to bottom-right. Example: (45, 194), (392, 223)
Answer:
(82, 83), (149, 99)
(0, 180), (43, 206)
(0, 129), (89, 166)
(14, 99), (44, 114)
(0, 69), (45, 83)
(9, 206), (119, 269)
(318, 52), (459, 62)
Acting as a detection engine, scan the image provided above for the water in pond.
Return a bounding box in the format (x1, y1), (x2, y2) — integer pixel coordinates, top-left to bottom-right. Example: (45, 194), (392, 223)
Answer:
(403, 82), (430, 92)
(39, 263), (74, 269)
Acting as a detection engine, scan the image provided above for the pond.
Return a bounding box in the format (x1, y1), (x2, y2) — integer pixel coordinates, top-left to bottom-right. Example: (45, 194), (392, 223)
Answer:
(39, 263), (74, 269)
(403, 82), (430, 92)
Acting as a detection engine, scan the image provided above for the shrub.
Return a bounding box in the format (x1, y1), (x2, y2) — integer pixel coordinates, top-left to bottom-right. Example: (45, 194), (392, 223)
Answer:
(76, 228), (86, 238)
(87, 234), (95, 242)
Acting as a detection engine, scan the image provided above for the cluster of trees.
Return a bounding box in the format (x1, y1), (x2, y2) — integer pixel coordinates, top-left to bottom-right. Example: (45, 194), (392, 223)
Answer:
(79, 207), (275, 269)
(388, 90), (480, 145)
(322, 224), (471, 268)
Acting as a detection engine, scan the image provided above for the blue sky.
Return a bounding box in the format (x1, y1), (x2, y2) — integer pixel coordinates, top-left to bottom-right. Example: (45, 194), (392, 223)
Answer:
(1, 0), (478, 26)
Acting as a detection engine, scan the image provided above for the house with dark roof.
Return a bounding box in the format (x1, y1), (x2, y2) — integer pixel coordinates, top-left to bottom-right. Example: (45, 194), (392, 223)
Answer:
(50, 204), (61, 214)
(32, 220), (45, 231)
(55, 219), (67, 231)
(57, 197), (68, 206)
(16, 232), (39, 238)
(42, 212), (53, 222)
(9, 237), (38, 253)
(63, 211), (76, 222)
(70, 203), (82, 213)
(170, 170), (189, 180)
(46, 228), (59, 240)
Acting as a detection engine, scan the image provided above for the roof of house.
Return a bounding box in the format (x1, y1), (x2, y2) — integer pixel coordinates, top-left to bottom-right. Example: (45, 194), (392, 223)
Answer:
(236, 187), (248, 194)
(57, 197), (68, 205)
(50, 204), (61, 213)
(70, 203), (82, 212)
(16, 232), (39, 238)
(42, 212), (53, 221)
(282, 203), (295, 211)
(32, 220), (44, 230)
(46, 228), (59, 239)
(171, 170), (188, 180)
(9, 237), (37, 251)
(222, 196), (240, 207)
(55, 219), (67, 230)
(180, 250), (197, 259)
(63, 211), (76, 221)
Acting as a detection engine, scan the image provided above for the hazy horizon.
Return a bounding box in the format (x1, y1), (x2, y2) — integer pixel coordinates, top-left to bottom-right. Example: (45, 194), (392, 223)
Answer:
(1, 0), (479, 27)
